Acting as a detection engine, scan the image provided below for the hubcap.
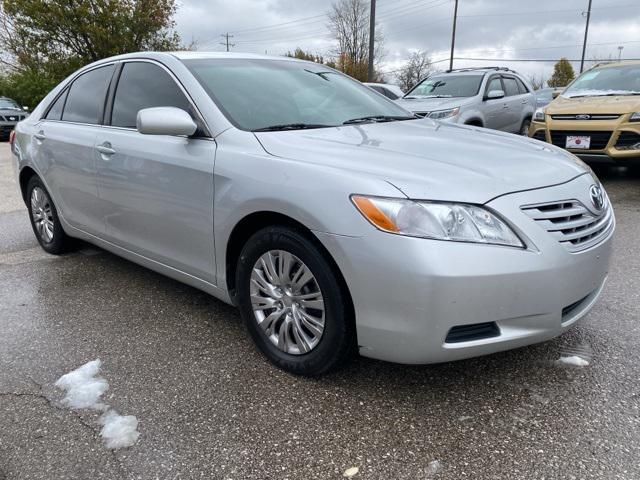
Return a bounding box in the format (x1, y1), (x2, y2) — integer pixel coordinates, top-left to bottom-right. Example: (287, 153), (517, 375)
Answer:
(250, 250), (325, 355)
(30, 187), (54, 243)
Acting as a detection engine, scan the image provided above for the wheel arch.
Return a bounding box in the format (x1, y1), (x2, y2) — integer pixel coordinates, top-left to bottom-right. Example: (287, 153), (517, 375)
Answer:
(224, 211), (355, 320)
(18, 166), (38, 204)
(464, 117), (484, 127)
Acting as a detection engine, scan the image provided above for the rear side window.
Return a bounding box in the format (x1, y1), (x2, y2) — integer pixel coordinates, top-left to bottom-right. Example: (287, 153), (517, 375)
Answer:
(516, 78), (530, 94)
(62, 65), (114, 124)
(381, 88), (399, 100)
(502, 77), (520, 97)
(45, 90), (68, 120)
(111, 62), (191, 129)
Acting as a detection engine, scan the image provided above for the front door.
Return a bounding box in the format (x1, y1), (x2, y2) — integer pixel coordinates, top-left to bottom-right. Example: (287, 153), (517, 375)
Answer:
(483, 76), (510, 131)
(95, 61), (216, 283)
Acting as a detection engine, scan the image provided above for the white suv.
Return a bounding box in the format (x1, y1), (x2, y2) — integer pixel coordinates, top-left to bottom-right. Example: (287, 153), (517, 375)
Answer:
(395, 67), (536, 135)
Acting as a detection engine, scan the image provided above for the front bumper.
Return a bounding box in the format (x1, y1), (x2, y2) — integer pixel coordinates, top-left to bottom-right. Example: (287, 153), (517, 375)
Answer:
(315, 175), (613, 364)
(0, 123), (16, 138)
(529, 117), (640, 164)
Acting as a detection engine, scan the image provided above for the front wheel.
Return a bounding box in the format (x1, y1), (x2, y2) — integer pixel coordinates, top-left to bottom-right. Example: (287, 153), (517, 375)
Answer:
(236, 226), (355, 376)
(520, 118), (532, 136)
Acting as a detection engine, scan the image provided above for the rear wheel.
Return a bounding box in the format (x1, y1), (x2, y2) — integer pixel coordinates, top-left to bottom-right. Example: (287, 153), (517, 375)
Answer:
(236, 226), (354, 375)
(26, 176), (74, 254)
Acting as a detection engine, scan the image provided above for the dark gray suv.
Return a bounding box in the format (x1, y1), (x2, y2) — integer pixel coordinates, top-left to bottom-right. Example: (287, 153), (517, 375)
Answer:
(0, 97), (28, 140)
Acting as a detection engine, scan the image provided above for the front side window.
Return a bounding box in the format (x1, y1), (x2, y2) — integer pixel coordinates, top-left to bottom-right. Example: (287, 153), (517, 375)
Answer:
(183, 58), (412, 131)
(407, 75), (483, 99)
(486, 77), (503, 94)
(62, 65), (114, 124)
(111, 62), (192, 129)
(563, 64), (640, 98)
(502, 77), (520, 96)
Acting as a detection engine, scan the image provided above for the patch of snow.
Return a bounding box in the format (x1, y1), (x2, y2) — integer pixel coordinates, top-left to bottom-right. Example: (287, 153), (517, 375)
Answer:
(343, 466), (359, 478)
(98, 410), (140, 449)
(54, 359), (109, 410)
(557, 355), (590, 367)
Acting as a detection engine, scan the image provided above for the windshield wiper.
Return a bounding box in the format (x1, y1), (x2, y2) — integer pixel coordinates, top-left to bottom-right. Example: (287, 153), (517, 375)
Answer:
(342, 115), (416, 125)
(252, 123), (332, 132)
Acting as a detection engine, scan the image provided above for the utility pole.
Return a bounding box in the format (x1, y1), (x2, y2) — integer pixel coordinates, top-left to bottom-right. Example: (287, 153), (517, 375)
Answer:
(449, 0), (459, 71)
(368, 0), (376, 82)
(618, 45), (624, 61)
(579, 0), (593, 73)
(220, 33), (235, 52)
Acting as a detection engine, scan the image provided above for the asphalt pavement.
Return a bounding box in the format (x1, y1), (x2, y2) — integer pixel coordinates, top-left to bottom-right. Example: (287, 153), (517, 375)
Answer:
(0, 142), (639, 480)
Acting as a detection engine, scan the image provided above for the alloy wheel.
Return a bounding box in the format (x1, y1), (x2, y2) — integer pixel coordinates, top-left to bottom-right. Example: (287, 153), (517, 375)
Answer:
(250, 250), (325, 355)
(30, 187), (55, 243)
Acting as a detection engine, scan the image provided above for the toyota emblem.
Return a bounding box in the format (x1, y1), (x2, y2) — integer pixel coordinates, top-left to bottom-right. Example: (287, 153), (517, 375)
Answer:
(589, 184), (604, 211)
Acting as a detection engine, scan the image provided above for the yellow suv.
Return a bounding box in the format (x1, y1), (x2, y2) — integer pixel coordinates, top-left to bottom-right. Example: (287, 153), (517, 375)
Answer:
(529, 61), (640, 164)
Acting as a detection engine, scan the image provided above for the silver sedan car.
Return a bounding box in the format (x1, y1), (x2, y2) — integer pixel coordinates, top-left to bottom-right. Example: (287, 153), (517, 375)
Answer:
(11, 52), (614, 376)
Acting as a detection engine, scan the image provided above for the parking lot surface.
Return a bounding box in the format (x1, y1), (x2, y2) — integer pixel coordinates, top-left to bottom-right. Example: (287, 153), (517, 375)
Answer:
(1, 142), (639, 479)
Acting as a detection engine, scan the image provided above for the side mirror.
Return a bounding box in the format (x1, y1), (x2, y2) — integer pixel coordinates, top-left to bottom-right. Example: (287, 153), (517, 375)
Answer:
(136, 107), (197, 136)
(552, 90), (563, 99)
(486, 89), (505, 100)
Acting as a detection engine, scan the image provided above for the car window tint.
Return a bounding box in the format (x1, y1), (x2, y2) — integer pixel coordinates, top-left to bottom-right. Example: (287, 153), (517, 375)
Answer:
(45, 90), (68, 121)
(516, 78), (529, 94)
(383, 88), (399, 100)
(487, 77), (502, 94)
(62, 65), (114, 124)
(111, 62), (191, 129)
(502, 77), (520, 97)
(370, 85), (384, 95)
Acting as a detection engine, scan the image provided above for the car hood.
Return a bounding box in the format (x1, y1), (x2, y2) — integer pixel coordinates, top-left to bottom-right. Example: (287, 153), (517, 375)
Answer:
(0, 108), (25, 116)
(395, 96), (473, 113)
(255, 120), (589, 204)
(548, 95), (640, 115)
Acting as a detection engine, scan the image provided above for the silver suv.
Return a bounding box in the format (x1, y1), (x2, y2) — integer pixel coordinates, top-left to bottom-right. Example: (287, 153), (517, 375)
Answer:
(395, 67), (536, 135)
(0, 97), (28, 140)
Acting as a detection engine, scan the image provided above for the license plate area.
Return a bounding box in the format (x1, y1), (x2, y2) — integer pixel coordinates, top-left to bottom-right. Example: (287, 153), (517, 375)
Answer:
(566, 135), (591, 149)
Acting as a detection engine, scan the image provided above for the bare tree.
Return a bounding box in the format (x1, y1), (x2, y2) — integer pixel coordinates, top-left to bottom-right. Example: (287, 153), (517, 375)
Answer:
(528, 73), (547, 90)
(328, 0), (383, 81)
(396, 51), (433, 92)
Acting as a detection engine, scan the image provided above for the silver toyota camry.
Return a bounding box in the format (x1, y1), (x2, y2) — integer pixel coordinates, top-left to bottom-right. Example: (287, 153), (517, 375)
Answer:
(11, 52), (614, 375)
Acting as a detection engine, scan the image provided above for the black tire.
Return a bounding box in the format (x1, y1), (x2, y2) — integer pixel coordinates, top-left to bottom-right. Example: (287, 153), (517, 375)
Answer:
(236, 226), (355, 376)
(26, 176), (74, 254)
(520, 118), (532, 136)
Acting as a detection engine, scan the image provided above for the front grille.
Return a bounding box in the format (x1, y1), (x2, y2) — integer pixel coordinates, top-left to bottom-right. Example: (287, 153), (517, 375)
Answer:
(521, 196), (613, 252)
(615, 131), (640, 150)
(550, 114), (621, 121)
(0, 114), (23, 122)
(445, 322), (500, 344)
(549, 130), (612, 150)
(532, 130), (546, 141)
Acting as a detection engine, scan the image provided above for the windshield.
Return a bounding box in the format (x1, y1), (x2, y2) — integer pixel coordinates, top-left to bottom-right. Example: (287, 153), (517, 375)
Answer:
(406, 75), (483, 98)
(563, 64), (640, 98)
(0, 98), (20, 109)
(182, 58), (412, 131)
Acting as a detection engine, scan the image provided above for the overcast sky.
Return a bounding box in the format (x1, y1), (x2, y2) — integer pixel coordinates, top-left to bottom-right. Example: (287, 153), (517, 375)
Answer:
(174, 0), (640, 84)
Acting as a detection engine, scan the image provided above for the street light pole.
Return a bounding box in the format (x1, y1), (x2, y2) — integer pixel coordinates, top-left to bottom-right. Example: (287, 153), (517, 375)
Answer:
(579, 0), (593, 73)
(368, 0), (376, 82)
(618, 46), (624, 61)
(449, 0), (459, 71)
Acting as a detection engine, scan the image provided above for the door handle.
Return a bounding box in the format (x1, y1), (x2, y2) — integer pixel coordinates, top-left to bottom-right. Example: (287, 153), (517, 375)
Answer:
(96, 143), (116, 157)
(34, 131), (46, 141)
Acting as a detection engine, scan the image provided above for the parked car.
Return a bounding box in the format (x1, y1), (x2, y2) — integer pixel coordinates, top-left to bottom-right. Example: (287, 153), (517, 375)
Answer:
(395, 67), (536, 135)
(364, 82), (404, 100)
(529, 61), (640, 164)
(0, 97), (28, 140)
(12, 52), (613, 375)
(534, 87), (558, 108)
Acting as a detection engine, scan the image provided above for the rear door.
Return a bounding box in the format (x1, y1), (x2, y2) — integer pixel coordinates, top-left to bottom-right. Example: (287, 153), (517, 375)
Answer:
(95, 61), (216, 283)
(483, 75), (510, 131)
(34, 64), (115, 233)
(501, 75), (525, 132)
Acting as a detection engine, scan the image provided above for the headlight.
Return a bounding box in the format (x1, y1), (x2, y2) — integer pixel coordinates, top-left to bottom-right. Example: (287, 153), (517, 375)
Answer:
(630, 112), (640, 122)
(533, 108), (545, 122)
(427, 107), (460, 120)
(351, 195), (524, 248)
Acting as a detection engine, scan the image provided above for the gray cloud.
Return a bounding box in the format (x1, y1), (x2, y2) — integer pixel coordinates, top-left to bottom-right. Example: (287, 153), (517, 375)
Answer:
(175, 0), (640, 81)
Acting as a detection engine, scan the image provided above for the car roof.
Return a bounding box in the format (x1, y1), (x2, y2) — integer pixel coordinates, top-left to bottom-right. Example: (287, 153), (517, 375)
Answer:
(590, 60), (640, 70)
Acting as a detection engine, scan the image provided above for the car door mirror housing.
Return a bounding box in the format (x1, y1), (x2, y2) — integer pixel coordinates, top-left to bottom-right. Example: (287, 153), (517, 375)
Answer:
(552, 90), (563, 99)
(486, 90), (505, 100)
(136, 107), (197, 136)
